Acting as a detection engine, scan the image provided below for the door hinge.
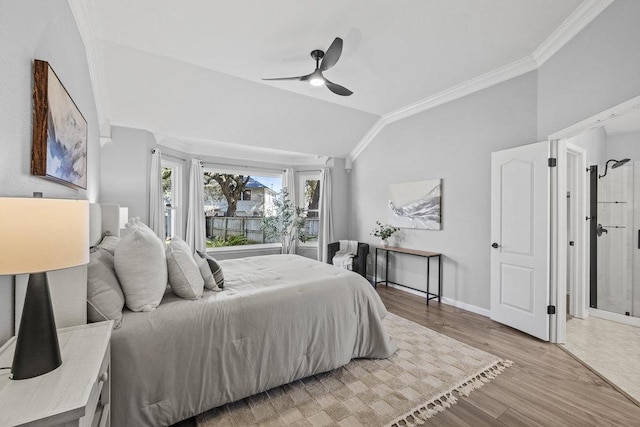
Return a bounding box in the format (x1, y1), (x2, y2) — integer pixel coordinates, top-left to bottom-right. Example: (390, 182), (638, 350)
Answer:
(547, 305), (556, 315)
(548, 158), (557, 167)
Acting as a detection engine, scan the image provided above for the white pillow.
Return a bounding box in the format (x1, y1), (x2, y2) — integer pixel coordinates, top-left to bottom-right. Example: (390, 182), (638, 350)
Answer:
(114, 220), (167, 312)
(87, 248), (124, 328)
(166, 237), (204, 300)
(193, 254), (217, 290)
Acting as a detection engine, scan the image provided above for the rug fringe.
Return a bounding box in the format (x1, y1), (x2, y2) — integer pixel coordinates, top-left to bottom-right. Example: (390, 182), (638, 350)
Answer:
(388, 359), (513, 427)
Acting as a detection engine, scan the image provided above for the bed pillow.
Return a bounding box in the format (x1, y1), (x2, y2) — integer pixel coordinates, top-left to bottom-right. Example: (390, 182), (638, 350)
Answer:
(193, 254), (217, 290)
(114, 220), (167, 312)
(87, 248), (124, 328)
(96, 232), (120, 255)
(196, 250), (224, 289)
(166, 237), (204, 299)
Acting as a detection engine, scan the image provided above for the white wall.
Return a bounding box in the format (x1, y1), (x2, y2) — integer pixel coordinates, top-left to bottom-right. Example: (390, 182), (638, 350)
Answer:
(606, 131), (640, 161)
(351, 72), (538, 310)
(0, 0), (100, 345)
(567, 126), (607, 165)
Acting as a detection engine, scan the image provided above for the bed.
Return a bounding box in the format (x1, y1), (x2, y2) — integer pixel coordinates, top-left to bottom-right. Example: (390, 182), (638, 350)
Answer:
(89, 204), (397, 426)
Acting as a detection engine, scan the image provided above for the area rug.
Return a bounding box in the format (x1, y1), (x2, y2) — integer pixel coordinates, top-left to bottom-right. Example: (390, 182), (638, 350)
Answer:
(196, 313), (512, 427)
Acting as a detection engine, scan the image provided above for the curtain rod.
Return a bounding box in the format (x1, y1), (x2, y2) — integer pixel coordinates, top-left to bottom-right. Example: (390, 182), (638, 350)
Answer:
(296, 169), (322, 173)
(151, 149), (186, 162)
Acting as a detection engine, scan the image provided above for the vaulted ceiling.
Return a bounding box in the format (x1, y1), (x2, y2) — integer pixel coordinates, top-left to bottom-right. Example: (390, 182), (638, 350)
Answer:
(74, 0), (596, 160)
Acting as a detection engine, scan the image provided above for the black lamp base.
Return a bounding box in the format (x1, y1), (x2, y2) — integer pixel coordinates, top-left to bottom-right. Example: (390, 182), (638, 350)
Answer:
(11, 272), (62, 380)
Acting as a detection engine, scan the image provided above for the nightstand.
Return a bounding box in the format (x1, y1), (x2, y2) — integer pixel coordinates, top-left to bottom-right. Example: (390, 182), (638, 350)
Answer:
(0, 321), (112, 426)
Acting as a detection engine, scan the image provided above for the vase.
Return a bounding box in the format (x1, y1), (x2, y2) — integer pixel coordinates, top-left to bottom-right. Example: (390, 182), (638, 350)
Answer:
(381, 239), (388, 247)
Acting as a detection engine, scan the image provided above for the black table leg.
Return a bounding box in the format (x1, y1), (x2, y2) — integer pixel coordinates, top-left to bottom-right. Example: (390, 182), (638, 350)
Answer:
(385, 250), (389, 287)
(426, 256), (430, 305)
(438, 255), (442, 303)
(374, 248), (378, 288)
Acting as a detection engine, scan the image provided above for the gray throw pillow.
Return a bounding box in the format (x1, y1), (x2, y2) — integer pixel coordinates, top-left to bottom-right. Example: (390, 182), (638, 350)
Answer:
(96, 232), (120, 255)
(193, 254), (217, 290)
(166, 237), (204, 299)
(87, 248), (125, 328)
(196, 250), (224, 289)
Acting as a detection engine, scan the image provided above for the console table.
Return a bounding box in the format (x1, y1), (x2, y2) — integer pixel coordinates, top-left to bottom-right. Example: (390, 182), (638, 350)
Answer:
(374, 246), (442, 305)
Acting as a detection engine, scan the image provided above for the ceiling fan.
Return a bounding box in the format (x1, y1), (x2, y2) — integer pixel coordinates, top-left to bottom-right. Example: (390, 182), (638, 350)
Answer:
(263, 37), (353, 96)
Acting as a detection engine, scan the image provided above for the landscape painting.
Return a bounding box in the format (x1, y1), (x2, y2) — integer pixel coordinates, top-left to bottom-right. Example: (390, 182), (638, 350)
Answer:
(32, 60), (87, 189)
(388, 179), (441, 230)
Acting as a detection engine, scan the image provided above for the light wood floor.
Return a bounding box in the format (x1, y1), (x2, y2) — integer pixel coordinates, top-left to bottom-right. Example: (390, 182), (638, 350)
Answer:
(175, 286), (640, 426)
(378, 286), (640, 426)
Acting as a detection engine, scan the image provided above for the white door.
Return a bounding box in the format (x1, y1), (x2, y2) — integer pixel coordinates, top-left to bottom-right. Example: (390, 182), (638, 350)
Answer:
(491, 141), (550, 341)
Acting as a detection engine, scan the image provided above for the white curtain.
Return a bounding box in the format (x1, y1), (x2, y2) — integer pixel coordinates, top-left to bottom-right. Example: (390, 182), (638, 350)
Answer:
(186, 159), (206, 253)
(149, 149), (165, 239)
(282, 168), (297, 254)
(317, 167), (334, 262)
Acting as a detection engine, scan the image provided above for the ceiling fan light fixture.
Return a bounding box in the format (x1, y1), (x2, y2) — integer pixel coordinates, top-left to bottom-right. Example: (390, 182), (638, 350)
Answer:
(310, 76), (325, 86)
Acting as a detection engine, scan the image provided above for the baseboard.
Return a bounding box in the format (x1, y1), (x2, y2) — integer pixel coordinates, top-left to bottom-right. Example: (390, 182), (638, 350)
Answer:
(589, 308), (640, 327)
(378, 282), (490, 318)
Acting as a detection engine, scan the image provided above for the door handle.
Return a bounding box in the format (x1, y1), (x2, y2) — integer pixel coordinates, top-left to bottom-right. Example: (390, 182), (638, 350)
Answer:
(491, 242), (500, 249)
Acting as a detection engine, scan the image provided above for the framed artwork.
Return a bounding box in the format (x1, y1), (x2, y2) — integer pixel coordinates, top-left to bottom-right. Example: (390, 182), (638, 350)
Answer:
(31, 59), (87, 189)
(388, 179), (441, 230)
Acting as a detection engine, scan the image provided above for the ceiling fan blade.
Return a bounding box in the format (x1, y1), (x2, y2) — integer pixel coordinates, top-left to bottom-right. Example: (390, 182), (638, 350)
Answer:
(320, 37), (343, 71)
(325, 79), (353, 96)
(262, 74), (309, 81)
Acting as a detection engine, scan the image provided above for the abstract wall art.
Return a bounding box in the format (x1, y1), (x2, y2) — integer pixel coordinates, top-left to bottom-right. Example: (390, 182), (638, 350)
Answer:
(388, 179), (441, 230)
(32, 59), (87, 189)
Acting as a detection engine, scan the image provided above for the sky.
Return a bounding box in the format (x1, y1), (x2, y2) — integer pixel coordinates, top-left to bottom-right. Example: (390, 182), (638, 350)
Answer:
(253, 175), (282, 193)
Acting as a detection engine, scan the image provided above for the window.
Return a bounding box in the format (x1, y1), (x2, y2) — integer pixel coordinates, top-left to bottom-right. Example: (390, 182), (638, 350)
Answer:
(298, 173), (321, 244)
(203, 168), (282, 248)
(161, 160), (182, 240)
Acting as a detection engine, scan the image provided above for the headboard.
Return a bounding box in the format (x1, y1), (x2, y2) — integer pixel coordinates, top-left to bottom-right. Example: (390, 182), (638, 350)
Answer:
(89, 203), (122, 245)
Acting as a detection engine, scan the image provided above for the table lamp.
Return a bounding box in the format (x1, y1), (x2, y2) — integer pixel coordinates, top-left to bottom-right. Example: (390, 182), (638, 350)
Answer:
(0, 197), (89, 380)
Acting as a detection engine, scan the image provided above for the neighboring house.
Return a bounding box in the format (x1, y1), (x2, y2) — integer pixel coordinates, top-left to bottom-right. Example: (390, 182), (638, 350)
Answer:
(205, 177), (277, 217)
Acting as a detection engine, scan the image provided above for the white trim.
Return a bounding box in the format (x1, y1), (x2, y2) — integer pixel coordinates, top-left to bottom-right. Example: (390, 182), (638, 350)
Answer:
(548, 96), (640, 140)
(386, 56), (538, 126)
(378, 283), (490, 318)
(350, 57), (537, 162)
(350, 118), (386, 161)
(589, 308), (640, 328)
(155, 134), (329, 166)
(532, 0), (615, 66)
(567, 143), (588, 320)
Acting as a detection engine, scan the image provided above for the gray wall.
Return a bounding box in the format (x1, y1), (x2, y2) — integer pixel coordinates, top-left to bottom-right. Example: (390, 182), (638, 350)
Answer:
(101, 126), (156, 224)
(537, 0), (640, 139)
(0, 0), (100, 345)
(351, 72), (538, 310)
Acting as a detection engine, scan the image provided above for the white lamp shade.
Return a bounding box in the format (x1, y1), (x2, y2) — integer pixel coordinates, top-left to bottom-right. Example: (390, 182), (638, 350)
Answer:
(119, 207), (129, 228)
(0, 198), (89, 275)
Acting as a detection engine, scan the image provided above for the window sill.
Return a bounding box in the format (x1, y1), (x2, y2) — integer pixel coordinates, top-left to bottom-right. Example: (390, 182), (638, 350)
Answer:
(206, 243), (281, 254)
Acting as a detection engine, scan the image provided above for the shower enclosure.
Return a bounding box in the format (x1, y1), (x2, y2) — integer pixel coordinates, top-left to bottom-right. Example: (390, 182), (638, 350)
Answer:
(590, 159), (640, 318)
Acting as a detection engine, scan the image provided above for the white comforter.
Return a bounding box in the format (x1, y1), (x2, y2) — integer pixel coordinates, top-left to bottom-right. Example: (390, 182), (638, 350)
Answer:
(110, 254), (397, 426)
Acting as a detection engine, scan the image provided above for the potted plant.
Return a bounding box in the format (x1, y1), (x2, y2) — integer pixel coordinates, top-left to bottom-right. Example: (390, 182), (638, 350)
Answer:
(261, 189), (308, 254)
(371, 221), (400, 246)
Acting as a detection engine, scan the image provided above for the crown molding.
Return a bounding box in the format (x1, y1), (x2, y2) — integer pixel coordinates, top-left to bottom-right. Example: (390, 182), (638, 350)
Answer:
(154, 133), (328, 166)
(67, 0), (112, 139)
(533, 0), (615, 66)
(350, 56), (537, 162)
(548, 95), (640, 140)
(349, 0), (614, 162)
